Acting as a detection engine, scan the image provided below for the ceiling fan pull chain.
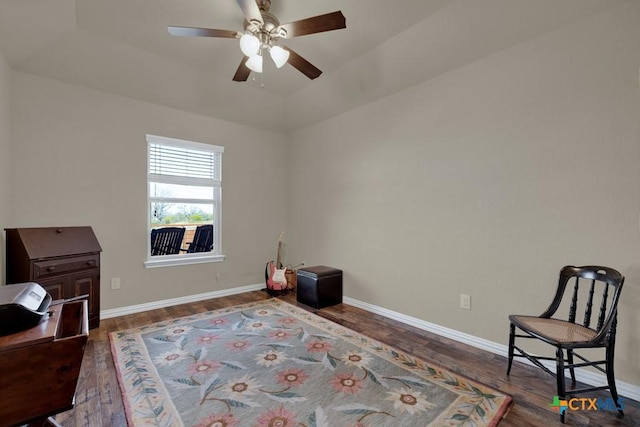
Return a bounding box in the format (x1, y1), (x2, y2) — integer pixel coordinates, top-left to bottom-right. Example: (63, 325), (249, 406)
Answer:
(259, 44), (265, 88)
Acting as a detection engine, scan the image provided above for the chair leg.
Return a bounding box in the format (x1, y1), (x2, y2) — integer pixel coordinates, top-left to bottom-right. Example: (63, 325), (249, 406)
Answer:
(606, 344), (624, 417)
(566, 349), (576, 385)
(506, 323), (515, 375)
(556, 347), (566, 424)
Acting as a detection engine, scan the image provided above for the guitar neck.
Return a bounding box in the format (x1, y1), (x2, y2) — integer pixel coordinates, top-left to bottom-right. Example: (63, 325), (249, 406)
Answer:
(276, 241), (283, 269)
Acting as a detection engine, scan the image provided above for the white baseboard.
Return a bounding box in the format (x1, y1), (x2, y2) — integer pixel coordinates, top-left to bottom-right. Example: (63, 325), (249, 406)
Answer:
(343, 296), (640, 403)
(100, 283), (264, 319)
(99, 287), (639, 402)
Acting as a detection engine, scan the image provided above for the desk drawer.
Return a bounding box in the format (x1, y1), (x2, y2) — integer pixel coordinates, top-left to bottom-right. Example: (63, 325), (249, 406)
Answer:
(33, 255), (99, 279)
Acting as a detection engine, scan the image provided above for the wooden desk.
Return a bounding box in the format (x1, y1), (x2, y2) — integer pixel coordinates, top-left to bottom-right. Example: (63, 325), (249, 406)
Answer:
(0, 301), (88, 426)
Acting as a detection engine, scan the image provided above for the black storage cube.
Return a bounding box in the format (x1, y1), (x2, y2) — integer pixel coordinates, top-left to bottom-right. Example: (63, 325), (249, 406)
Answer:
(296, 266), (343, 309)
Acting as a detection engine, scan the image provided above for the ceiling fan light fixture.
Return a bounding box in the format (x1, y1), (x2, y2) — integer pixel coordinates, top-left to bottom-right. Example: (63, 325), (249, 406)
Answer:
(269, 45), (290, 68)
(239, 33), (260, 57)
(245, 54), (263, 73)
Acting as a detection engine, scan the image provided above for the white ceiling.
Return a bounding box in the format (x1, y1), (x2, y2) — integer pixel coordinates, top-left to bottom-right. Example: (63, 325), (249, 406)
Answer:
(0, 0), (627, 132)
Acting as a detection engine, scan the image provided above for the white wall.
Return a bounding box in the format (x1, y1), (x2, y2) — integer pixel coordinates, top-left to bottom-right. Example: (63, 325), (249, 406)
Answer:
(289, 2), (640, 386)
(10, 72), (289, 308)
(0, 51), (11, 285)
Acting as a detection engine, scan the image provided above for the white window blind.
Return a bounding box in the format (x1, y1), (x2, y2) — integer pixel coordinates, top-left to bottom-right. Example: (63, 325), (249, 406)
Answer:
(148, 135), (223, 186)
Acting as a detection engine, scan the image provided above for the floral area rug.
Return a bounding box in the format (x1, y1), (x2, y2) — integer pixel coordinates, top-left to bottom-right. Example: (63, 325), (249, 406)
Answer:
(110, 299), (511, 426)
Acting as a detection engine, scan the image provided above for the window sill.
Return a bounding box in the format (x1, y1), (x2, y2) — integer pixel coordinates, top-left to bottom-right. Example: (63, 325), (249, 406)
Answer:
(144, 254), (226, 269)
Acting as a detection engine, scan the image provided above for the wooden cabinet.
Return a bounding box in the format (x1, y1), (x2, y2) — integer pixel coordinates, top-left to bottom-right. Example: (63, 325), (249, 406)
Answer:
(5, 227), (102, 329)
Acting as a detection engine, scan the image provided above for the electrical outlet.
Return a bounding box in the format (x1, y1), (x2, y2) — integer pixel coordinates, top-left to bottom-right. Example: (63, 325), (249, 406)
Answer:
(111, 277), (121, 290)
(460, 294), (471, 310)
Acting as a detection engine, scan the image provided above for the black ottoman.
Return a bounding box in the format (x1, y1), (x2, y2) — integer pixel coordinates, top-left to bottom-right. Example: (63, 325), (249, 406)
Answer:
(296, 266), (343, 309)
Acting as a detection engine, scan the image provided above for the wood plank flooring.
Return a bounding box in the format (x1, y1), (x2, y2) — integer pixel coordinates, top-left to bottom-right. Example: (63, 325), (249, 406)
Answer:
(53, 290), (639, 426)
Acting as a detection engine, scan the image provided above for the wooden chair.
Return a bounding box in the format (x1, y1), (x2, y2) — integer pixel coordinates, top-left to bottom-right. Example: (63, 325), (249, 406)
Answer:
(506, 265), (625, 423)
(184, 224), (214, 253)
(150, 227), (185, 255)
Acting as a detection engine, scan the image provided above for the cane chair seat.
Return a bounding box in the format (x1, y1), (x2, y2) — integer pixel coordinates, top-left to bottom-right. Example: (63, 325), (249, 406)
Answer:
(509, 316), (597, 344)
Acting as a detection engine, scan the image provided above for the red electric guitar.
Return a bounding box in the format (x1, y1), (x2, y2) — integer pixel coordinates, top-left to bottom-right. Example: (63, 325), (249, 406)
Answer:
(265, 232), (288, 295)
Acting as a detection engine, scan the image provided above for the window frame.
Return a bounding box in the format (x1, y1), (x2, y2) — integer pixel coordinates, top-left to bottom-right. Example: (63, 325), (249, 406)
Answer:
(144, 134), (225, 268)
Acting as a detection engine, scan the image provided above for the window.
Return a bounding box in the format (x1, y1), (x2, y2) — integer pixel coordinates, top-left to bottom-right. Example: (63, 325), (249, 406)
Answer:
(145, 134), (224, 268)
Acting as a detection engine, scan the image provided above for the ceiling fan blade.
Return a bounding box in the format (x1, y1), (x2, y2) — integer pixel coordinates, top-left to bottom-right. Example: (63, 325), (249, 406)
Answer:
(236, 0), (263, 25)
(285, 47), (322, 80)
(233, 56), (252, 82)
(279, 11), (346, 38)
(168, 26), (241, 39)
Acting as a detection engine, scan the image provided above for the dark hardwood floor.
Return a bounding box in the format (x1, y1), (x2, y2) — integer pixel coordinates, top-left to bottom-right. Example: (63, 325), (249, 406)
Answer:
(54, 290), (639, 426)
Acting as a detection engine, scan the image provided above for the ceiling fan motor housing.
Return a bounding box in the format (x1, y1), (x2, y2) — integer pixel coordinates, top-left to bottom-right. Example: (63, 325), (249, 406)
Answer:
(244, 22), (286, 50)
(244, 12), (285, 42)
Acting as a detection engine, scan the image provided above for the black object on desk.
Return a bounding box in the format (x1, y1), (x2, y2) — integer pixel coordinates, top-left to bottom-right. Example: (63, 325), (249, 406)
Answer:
(0, 282), (52, 336)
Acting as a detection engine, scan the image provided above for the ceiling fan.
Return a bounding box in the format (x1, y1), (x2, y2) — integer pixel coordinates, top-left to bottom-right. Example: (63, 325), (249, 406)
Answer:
(168, 0), (346, 82)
